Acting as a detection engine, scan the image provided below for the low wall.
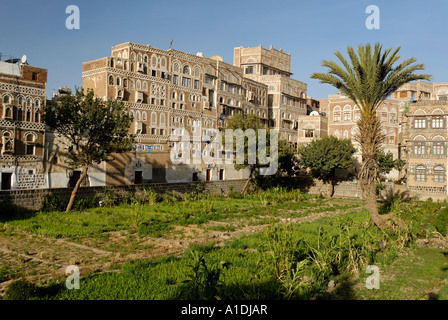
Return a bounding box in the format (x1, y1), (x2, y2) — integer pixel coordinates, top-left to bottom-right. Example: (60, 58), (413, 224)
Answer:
(0, 179), (248, 211)
(2, 176), (437, 213)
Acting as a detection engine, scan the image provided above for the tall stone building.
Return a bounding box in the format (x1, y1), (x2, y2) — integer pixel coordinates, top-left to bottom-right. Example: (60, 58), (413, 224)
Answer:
(319, 93), (401, 178)
(81, 42), (286, 185)
(401, 99), (448, 199)
(233, 45), (310, 149)
(0, 55), (47, 190)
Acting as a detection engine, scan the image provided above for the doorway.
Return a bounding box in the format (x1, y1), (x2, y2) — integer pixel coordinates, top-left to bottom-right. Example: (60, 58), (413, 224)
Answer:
(1, 172), (12, 190)
(134, 171), (143, 184)
(206, 169), (211, 181)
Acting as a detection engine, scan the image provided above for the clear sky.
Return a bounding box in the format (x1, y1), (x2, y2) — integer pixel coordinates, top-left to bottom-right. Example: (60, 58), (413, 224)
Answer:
(1, 0), (447, 100)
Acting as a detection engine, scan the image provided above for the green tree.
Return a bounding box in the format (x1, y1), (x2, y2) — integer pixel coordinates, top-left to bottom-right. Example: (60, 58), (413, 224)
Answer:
(311, 43), (431, 229)
(44, 89), (133, 212)
(377, 150), (395, 176)
(224, 114), (294, 194)
(298, 136), (356, 197)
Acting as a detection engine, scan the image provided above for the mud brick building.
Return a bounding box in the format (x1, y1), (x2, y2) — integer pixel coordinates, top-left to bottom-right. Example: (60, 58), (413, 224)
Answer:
(0, 56), (47, 190)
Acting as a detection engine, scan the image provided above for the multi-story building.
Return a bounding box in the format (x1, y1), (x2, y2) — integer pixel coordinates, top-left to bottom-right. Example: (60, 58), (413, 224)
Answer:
(81, 42), (284, 185)
(320, 93), (401, 178)
(233, 45), (309, 149)
(0, 55), (47, 190)
(296, 111), (328, 146)
(401, 99), (448, 198)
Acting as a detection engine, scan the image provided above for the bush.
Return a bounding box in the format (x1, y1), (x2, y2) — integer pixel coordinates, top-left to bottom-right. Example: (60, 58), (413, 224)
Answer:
(41, 194), (64, 212)
(4, 279), (39, 300)
(435, 209), (448, 236)
(74, 196), (99, 211)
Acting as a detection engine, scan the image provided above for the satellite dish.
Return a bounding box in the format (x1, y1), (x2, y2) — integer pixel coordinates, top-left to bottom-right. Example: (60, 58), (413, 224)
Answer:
(310, 111), (320, 116)
(21, 55), (28, 64)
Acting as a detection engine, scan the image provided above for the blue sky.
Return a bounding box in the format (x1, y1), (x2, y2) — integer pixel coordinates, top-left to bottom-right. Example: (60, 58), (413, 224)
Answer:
(1, 0), (447, 100)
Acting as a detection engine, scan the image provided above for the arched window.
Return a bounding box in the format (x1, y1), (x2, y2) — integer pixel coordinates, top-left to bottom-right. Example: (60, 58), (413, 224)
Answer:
(116, 77), (121, 86)
(17, 107), (23, 121)
(333, 130), (341, 139)
(416, 165), (426, 182)
(136, 80), (141, 90)
(183, 65), (190, 75)
(2, 131), (14, 153)
(4, 105), (12, 119)
(160, 113), (166, 127)
(333, 106), (341, 122)
(343, 105), (351, 121)
(3, 95), (10, 104)
(151, 112), (157, 126)
(142, 112), (147, 121)
(25, 132), (37, 155)
(26, 108), (32, 122)
(18, 96), (23, 106)
(136, 111), (141, 121)
(35, 110), (40, 123)
(353, 105), (361, 121)
(434, 166), (445, 183)
(109, 75), (114, 85)
(143, 81), (148, 91)
(343, 130), (349, 139)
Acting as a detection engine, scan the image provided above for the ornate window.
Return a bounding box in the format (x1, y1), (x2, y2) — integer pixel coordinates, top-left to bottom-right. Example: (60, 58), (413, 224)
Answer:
(416, 165), (426, 182)
(434, 166), (445, 183)
(24, 132), (37, 155)
(433, 142), (445, 155)
(1, 131), (14, 154)
(414, 142), (426, 155)
(343, 105), (351, 121)
(151, 112), (157, 126)
(414, 116), (426, 128)
(432, 115), (444, 128)
(333, 106), (341, 122)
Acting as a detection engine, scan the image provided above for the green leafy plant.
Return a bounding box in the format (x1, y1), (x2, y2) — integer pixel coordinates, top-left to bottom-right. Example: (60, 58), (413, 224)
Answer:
(178, 250), (230, 300)
(41, 194), (64, 212)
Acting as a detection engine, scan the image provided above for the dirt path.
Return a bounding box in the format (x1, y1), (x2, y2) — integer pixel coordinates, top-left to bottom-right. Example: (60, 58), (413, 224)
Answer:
(0, 202), (362, 296)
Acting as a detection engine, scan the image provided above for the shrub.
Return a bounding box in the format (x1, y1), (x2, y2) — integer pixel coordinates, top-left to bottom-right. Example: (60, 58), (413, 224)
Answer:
(4, 279), (39, 300)
(41, 194), (64, 212)
(74, 196), (99, 211)
(178, 250), (230, 300)
(435, 209), (448, 236)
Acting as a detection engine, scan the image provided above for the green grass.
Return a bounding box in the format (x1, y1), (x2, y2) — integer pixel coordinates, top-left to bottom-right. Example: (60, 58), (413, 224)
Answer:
(3, 188), (448, 300)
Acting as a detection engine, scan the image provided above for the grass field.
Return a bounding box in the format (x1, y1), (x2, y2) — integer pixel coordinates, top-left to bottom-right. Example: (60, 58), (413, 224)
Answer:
(1, 188), (448, 300)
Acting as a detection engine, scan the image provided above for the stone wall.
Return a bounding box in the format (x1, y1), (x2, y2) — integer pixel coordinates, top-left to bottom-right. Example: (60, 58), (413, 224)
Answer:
(0, 179), (248, 212)
(1, 176), (441, 213)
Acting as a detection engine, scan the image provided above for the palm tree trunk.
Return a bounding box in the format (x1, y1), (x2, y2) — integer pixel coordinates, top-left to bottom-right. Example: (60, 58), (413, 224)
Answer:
(358, 117), (387, 229)
(362, 176), (386, 229)
(66, 164), (88, 212)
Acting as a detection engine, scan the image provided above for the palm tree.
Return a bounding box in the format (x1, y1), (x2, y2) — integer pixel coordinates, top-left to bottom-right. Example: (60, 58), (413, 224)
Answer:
(311, 43), (431, 229)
